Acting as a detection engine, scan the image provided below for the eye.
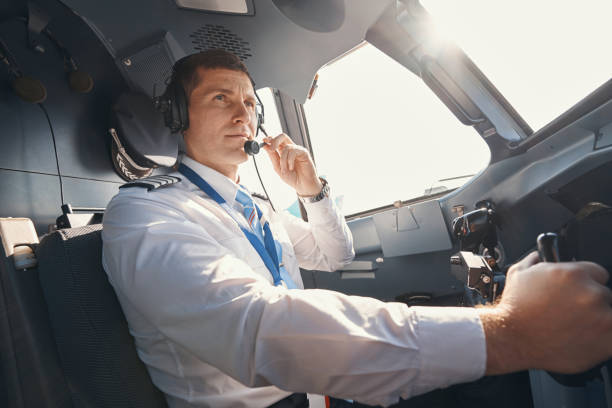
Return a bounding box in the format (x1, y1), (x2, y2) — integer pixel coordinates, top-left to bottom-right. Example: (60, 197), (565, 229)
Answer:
(214, 94), (225, 101)
(245, 100), (255, 109)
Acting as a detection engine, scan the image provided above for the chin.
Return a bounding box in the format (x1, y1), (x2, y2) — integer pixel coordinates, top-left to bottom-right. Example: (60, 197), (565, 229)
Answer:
(228, 149), (249, 165)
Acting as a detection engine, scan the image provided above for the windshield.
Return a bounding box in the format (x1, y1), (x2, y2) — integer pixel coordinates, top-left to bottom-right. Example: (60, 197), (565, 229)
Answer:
(303, 44), (490, 216)
(421, 0), (612, 132)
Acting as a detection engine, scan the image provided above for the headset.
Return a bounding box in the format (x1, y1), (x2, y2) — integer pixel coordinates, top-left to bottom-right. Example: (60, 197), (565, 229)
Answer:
(153, 54), (275, 209)
(0, 36), (47, 104)
(43, 26), (94, 94)
(24, 2), (94, 94)
(153, 55), (265, 135)
(0, 17), (93, 104)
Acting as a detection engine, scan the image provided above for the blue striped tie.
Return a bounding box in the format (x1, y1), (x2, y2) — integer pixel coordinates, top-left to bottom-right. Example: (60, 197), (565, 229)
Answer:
(235, 188), (265, 244)
(235, 187), (298, 289)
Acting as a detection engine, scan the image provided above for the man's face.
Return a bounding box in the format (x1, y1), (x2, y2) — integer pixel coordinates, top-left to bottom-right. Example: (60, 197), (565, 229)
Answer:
(183, 68), (258, 176)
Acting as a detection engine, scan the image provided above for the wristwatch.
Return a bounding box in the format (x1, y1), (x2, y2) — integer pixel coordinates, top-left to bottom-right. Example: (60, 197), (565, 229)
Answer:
(299, 177), (330, 203)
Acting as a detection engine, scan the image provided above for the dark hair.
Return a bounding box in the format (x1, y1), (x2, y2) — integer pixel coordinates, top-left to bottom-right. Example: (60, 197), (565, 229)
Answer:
(169, 49), (250, 102)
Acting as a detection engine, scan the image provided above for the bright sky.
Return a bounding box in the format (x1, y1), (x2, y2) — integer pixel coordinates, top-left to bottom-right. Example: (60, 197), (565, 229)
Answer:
(302, 44), (490, 215)
(242, 0), (612, 217)
(421, 0), (612, 131)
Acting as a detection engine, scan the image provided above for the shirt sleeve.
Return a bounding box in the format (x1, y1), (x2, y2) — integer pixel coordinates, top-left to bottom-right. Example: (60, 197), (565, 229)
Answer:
(278, 196), (355, 272)
(102, 193), (486, 407)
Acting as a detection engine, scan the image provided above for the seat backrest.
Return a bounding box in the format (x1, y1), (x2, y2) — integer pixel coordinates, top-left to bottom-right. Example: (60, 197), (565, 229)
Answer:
(36, 224), (167, 408)
(0, 218), (71, 408)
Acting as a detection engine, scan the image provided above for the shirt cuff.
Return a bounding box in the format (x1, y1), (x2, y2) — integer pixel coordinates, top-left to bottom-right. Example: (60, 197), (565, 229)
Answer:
(300, 196), (337, 224)
(411, 306), (486, 395)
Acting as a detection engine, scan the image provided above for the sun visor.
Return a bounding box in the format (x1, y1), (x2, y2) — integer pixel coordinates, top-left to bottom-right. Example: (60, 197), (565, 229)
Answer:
(111, 92), (178, 168)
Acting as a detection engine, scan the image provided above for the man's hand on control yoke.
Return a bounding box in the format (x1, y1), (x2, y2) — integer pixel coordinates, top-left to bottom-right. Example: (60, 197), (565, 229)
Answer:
(263, 134), (323, 196)
(481, 252), (612, 375)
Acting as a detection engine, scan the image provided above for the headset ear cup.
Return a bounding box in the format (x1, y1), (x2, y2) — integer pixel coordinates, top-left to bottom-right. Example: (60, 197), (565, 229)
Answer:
(163, 102), (174, 132)
(169, 83), (181, 132)
(12, 75), (47, 103)
(255, 95), (264, 129)
(67, 70), (94, 93)
(157, 79), (188, 133)
(175, 82), (189, 132)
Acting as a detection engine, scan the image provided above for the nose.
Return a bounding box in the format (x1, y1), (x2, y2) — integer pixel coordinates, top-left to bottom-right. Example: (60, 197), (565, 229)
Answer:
(232, 101), (252, 126)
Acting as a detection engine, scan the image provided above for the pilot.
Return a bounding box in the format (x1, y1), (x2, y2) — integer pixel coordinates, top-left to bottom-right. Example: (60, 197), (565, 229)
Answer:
(102, 49), (612, 408)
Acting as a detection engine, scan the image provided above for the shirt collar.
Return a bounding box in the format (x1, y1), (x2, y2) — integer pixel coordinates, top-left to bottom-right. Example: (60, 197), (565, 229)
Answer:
(181, 156), (240, 207)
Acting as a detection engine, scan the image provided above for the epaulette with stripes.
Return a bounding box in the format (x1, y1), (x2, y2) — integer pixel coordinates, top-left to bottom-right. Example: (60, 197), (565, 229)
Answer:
(119, 175), (181, 191)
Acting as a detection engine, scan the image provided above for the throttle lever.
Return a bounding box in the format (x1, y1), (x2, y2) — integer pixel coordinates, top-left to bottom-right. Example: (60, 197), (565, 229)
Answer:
(537, 232), (560, 263)
(535, 232), (605, 387)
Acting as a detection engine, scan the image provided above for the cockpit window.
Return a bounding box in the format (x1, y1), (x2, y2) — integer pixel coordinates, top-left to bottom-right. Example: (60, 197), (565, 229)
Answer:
(421, 0), (612, 132)
(303, 43), (490, 217)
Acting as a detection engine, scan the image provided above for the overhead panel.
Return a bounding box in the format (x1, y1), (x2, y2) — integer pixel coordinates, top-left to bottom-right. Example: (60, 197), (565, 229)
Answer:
(117, 32), (182, 97)
(271, 0), (344, 33)
(189, 24), (252, 60)
(116, 26), (254, 97)
(58, 0), (394, 102)
(175, 0), (253, 15)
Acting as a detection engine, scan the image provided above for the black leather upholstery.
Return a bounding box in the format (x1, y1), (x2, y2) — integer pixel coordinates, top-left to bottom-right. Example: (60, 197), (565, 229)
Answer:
(36, 225), (167, 408)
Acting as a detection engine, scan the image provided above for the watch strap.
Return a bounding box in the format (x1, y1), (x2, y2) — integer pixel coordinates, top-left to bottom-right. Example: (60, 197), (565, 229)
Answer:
(299, 177), (330, 204)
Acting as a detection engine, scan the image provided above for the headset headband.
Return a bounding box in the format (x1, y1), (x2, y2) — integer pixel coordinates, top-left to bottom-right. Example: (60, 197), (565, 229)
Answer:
(154, 53), (264, 134)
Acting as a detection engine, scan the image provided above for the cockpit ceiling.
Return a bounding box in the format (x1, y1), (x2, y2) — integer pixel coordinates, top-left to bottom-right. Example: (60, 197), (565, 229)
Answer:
(59, 0), (394, 102)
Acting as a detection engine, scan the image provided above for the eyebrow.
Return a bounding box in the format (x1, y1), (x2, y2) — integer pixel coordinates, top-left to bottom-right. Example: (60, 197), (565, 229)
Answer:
(203, 88), (235, 96)
(202, 88), (256, 100)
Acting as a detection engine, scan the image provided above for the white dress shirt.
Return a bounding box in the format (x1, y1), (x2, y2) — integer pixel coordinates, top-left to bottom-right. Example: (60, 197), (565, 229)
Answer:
(102, 156), (486, 408)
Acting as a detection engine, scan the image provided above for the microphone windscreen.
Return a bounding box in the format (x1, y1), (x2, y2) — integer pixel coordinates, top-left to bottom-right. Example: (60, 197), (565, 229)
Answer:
(12, 76), (47, 104)
(244, 140), (260, 155)
(68, 70), (94, 93)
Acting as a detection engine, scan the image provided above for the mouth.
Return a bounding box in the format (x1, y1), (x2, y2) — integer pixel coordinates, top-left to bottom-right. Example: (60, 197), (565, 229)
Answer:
(226, 133), (250, 141)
